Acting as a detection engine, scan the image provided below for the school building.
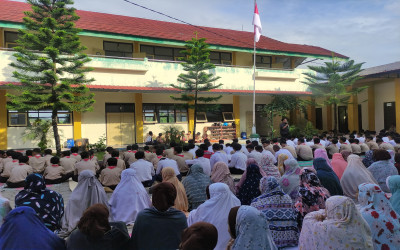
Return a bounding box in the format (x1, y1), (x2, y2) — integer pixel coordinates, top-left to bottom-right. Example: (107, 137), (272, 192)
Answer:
(1, 0), (397, 149)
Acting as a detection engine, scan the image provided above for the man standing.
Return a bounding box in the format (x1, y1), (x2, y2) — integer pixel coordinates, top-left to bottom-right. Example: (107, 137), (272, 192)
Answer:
(280, 118), (289, 139)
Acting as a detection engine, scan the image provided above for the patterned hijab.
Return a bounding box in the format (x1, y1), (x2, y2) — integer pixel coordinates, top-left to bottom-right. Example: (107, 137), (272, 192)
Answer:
(260, 154), (280, 180)
(299, 196), (374, 250)
(363, 150), (375, 167)
(278, 159), (301, 202)
(358, 183), (400, 249)
(251, 177), (299, 248)
(162, 167), (188, 212)
(388, 175), (400, 217)
(231, 206), (277, 250)
(313, 149), (332, 168)
(15, 173), (64, 231)
(211, 162), (235, 194)
(237, 163), (263, 205)
(182, 164), (212, 211)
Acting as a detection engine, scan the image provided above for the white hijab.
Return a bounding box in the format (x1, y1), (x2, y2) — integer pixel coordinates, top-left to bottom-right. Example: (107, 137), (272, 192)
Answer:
(340, 154), (378, 200)
(109, 169), (151, 224)
(60, 170), (109, 237)
(188, 183), (241, 250)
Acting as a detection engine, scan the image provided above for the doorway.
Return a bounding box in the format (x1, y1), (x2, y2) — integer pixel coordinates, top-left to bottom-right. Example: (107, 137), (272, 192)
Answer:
(383, 102), (396, 130)
(106, 103), (135, 147)
(338, 106), (348, 133)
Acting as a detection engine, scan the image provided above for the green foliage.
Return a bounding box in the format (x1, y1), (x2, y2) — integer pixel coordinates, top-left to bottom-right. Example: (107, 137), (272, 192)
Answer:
(301, 57), (365, 133)
(88, 134), (107, 152)
(7, 0), (95, 155)
(162, 125), (185, 145)
(303, 121), (319, 138)
(170, 36), (222, 140)
(22, 119), (53, 151)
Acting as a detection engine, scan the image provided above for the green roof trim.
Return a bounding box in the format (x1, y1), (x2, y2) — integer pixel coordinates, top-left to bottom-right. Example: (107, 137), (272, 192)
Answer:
(0, 20), (346, 60)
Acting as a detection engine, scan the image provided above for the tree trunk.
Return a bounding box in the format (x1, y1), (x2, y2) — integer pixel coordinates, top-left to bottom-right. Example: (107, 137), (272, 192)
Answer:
(192, 90), (198, 142)
(333, 103), (338, 136)
(52, 108), (61, 156)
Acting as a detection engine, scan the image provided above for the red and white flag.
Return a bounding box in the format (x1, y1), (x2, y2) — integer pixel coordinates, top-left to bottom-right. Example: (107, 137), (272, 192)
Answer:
(252, 3), (262, 42)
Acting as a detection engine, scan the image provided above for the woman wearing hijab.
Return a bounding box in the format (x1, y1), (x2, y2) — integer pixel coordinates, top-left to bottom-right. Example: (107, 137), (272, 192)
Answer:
(277, 153), (289, 176)
(278, 159), (301, 201)
(260, 153), (280, 180)
(0, 206), (66, 250)
(182, 164), (212, 210)
(251, 176), (299, 248)
(388, 150), (395, 164)
(330, 153), (347, 179)
(295, 168), (330, 228)
(227, 206), (277, 250)
(66, 204), (130, 250)
(162, 167), (189, 212)
(363, 150), (375, 168)
(15, 173), (64, 231)
(60, 170), (109, 237)
(340, 150), (351, 161)
(357, 183), (400, 249)
(211, 162), (235, 193)
(109, 169), (152, 224)
(313, 157), (343, 195)
(188, 183), (240, 250)
(313, 148), (332, 168)
(367, 149), (398, 193)
(130, 182), (188, 250)
(236, 159), (264, 205)
(387, 175), (400, 215)
(340, 154), (378, 200)
(180, 222), (218, 250)
(299, 196), (373, 249)
(0, 192), (11, 227)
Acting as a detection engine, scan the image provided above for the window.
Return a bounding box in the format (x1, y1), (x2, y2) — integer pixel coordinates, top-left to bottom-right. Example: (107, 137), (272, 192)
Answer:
(140, 45), (185, 61)
(209, 51), (232, 65)
(196, 112), (207, 122)
(255, 55), (272, 68)
(5, 31), (18, 48)
(143, 104), (188, 123)
(276, 57), (291, 69)
(105, 103), (135, 113)
(197, 104), (233, 122)
(223, 112), (234, 122)
(8, 110), (72, 126)
(103, 41), (133, 58)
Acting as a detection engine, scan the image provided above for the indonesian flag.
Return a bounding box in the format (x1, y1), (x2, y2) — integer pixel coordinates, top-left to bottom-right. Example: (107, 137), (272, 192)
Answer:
(253, 3), (262, 42)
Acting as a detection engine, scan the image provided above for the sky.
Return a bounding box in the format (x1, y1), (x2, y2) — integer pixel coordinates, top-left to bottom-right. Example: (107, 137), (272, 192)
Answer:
(16, 0), (400, 68)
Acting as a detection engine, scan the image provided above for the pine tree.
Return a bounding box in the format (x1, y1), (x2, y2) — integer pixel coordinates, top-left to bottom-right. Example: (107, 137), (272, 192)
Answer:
(7, 0), (95, 155)
(170, 36), (222, 141)
(301, 57), (365, 134)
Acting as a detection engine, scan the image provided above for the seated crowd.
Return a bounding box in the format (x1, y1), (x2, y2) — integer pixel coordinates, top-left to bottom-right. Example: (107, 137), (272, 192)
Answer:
(0, 128), (399, 249)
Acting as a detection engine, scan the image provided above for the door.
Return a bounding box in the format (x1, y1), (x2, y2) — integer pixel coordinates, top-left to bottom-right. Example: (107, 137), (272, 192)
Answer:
(338, 106), (348, 133)
(358, 104), (362, 132)
(384, 102), (396, 130)
(315, 108), (323, 130)
(256, 111), (269, 137)
(106, 112), (135, 146)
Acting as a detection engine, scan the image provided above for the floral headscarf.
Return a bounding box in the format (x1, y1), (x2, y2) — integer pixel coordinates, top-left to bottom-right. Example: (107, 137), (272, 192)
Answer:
(362, 150), (375, 168)
(278, 159), (301, 202)
(260, 154), (280, 180)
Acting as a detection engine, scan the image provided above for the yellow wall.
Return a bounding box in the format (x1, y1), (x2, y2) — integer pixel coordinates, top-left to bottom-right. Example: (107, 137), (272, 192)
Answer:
(374, 80), (395, 131)
(0, 28), (4, 47)
(396, 79), (400, 133)
(73, 111), (82, 140)
(135, 93), (143, 143)
(347, 93), (358, 132)
(0, 90), (7, 149)
(233, 95), (240, 137)
(326, 103), (332, 131)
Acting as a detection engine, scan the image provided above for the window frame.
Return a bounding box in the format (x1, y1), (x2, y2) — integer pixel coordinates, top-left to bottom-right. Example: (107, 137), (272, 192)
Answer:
(140, 44), (185, 61)
(142, 104), (157, 124)
(8, 112), (28, 127)
(222, 112), (235, 122)
(142, 103), (188, 124)
(255, 55), (272, 68)
(7, 110), (73, 127)
(195, 112), (208, 123)
(103, 41), (133, 58)
(209, 51), (232, 65)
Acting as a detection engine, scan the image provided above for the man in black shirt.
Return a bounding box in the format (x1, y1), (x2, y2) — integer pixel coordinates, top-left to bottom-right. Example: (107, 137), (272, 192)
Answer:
(280, 117), (289, 139)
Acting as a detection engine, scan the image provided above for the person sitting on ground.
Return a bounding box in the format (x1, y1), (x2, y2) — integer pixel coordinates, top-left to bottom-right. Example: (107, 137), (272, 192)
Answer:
(29, 148), (46, 174)
(88, 149), (100, 170)
(151, 147), (164, 171)
(182, 145), (194, 160)
(280, 139), (297, 159)
(349, 138), (362, 155)
(367, 149), (398, 192)
(187, 184), (239, 250)
(314, 157), (343, 196)
(325, 138), (339, 158)
(296, 138), (313, 161)
(162, 167), (188, 213)
(44, 156), (67, 184)
(273, 144), (295, 161)
(377, 137), (395, 151)
(279, 159), (302, 202)
(228, 143), (247, 175)
(70, 147), (82, 162)
(179, 222), (218, 250)
(362, 150), (375, 168)
(211, 162), (236, 194)
(0, 191), (11, 227)
(339, 137), (352, 153)
(99, 157), (122, 190)
(277, 153), (289, 176)
(66, 204), (130, 250)
(60, 151), (77, 180)
(109, 169), (151, 225)
(145, 131), (154, 145)
(15, 173), (64, 231)
(156, 133), (164, 144)
(106, 150), (125, 170)
(156, 151), (181, 182)
(395, 152), (400, 174)
(129, 151), (155, 187)
(0, 151), (21, 183)
(59, 170), (109, 237)
(200, 144), (213, 159)
(185, 149), (211, 176)
(122, 145), (133, 166)
(7, 155), (33, 188)
(182, 164), (212, 211)
(130, 182), (188, 250)
(171, 146), (189, 176)
(0, 150), (14, 176)
(143, 146), (156, 162)
(340, 150), (352, 161)
(0, 206), (66, 250)
(210, 144), (229, 171)
(313, 148), (332, 168)
(74, 151), (97, 181)
(310, 138), (324, 151)
(236, 159), (265, 205)
(43, 149), (53, 167)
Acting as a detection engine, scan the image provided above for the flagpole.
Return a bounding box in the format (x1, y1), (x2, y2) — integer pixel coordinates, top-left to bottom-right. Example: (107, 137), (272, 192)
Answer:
(252, 0), (257, 136)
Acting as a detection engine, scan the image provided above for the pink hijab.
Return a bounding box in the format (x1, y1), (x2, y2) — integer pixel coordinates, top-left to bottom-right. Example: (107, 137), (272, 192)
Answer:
(331, 153), (347, 180)
(314, 149), (332, 168)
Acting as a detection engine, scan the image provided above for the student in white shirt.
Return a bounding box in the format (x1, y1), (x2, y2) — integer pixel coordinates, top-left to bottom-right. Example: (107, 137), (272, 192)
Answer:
(129, 151), (154, 187)
(273, 145), (295, 161)
(188, 143), (197, 159)
(185, 149), (211, 176)
(156, 154), (181, 181)
(247, 145), (263, 166)
(209, 144), (229, 171)
(228, 143), (247, 174)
